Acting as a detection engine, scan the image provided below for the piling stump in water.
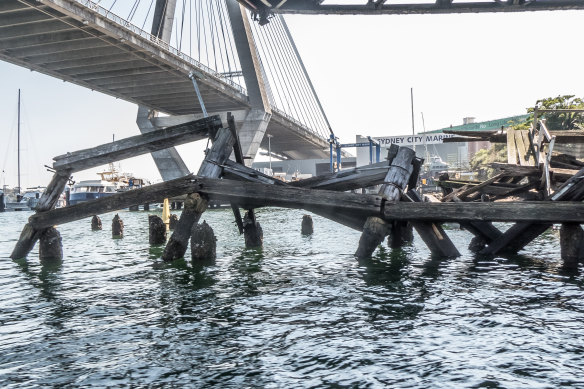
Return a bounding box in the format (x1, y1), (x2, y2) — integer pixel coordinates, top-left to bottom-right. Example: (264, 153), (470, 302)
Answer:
(301, 215), (314, 235)
(112, 214), (124, 239)
(91, 215), (102, 231)
(243, 211), (263, 248)
(191, 220), (217, 261)
(169, 214), (179, 230)
(129, 205), (139, 212)
(468, 236), (487, 252)
(387, 221), (413, 248)
(163, 193), (208, 261)
(560, 223), (584, 269)
(149, 215), (166, 245)
(356, 217), (390, 258)
(39, 227), (62, 261)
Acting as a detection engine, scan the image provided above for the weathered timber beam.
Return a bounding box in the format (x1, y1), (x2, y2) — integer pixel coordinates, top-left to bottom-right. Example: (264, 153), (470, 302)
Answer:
(382, 201), (584, 223)
(52, 116), (222, 172)
(289, 160), (391, 191)
(200, 179), (383, 214)
(29, 175), (199, 229)
(222, 160), (287, 186)
(29, 176), (383, 230)
(404, 190), (460, 257)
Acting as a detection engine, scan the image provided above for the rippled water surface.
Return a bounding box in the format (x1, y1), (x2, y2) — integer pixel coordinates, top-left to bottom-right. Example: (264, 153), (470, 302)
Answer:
(1, 209), (583, 388)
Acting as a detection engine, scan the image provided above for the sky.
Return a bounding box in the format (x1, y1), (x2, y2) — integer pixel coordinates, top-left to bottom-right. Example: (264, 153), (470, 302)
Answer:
(1, 6), (583, 190)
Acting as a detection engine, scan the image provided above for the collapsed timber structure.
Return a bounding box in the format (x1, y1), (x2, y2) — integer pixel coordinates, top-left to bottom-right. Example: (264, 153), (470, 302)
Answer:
(9, 112), (584, 269)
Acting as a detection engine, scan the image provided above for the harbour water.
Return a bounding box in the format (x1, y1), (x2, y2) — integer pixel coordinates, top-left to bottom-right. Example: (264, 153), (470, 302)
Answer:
(1, 209), (583, 387)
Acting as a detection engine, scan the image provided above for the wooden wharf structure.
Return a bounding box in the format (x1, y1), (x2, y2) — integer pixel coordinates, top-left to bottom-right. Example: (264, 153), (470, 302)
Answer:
(9, 114), (584, 270)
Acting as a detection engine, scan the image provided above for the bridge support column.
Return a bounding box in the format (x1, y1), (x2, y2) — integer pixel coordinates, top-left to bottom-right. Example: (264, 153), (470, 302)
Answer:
(136, 107), (190, 181)
(227, 0), (272, 166)
(137, 0), (189, 181)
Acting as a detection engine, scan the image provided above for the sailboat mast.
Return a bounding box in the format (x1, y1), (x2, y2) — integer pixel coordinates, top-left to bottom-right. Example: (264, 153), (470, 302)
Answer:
(17, 89), (21, 195)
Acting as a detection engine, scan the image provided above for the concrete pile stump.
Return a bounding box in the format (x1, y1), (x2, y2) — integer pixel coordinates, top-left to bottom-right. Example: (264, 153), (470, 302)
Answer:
(149, 215), (167, 245)
(39, 227), (63, 261)
(112, 214), (124, 239)
(301, 215), (314, 235)
(91, 215), (102, 231)
(191, 220), (217, 261)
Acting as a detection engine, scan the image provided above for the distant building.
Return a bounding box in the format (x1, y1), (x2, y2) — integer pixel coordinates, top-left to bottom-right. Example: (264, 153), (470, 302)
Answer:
(356, 114), (529, 168)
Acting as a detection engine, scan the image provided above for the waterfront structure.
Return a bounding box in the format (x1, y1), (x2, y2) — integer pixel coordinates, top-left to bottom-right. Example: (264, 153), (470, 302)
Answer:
(356, 115), (529, 168)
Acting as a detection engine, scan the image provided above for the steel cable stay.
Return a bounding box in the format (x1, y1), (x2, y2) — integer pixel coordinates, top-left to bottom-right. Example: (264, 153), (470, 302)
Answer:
(268, 20), (315, 133)
(254, 20), (298, 116)
(275, 19), (318, 138)
(251, 21), (284, 112)
(276, 16), (330, 138)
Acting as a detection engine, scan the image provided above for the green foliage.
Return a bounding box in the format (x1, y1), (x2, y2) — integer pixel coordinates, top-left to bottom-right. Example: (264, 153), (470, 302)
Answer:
(470, 144), (507, 179)
(528, 95), (584, 130)
(469, 95), (583, 178)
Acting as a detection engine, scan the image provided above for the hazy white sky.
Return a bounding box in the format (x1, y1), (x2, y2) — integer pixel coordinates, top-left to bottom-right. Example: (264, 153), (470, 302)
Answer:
(1, 8), (583, 189)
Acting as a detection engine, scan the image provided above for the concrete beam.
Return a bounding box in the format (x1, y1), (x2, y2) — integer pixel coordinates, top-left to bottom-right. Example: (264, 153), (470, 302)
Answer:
(0, 20), (78, 40)
(151, 110), (250, 128)
(0, 30), (95, 51)
(0, 9), (54, 27)
(6, 36), (109, 57)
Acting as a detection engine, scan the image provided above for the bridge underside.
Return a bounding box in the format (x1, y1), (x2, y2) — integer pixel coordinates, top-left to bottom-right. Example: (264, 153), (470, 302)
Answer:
(240, 0), (584, 21)
(0, 0), (330, 159)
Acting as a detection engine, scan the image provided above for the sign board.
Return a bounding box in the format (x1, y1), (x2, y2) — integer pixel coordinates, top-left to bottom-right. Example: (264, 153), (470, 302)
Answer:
(371, 133), (456, 147)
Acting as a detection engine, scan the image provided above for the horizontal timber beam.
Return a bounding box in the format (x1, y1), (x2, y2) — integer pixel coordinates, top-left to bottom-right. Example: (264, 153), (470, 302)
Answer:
(52, 116), (222, 172)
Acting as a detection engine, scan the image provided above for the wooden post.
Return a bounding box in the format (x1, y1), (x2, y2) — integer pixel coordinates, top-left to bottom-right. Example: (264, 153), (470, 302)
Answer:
(191, 220), (217, 261)
(163, 193), (208, 260)
(405, 190), (460, 257)
(243, 210), (263, 248)
(169, 214), (179, 230)
(301, 215), (314, 235)
(387, 221), (413, 248)
(112, 214), (124, 238)
(560, 223), (584, 270)
(355, 146), (415, 258)
(149, 215), (167, 245)
(39, 227), (63, 262)
(356, 217), (390, 258)
(91, 215), (102, 231)
(10, 170), (71, 259)
(162, 125), (235, 261)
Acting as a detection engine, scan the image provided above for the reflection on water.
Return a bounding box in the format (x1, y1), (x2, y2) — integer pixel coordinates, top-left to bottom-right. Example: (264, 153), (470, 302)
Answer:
(0, 209), (583, 387)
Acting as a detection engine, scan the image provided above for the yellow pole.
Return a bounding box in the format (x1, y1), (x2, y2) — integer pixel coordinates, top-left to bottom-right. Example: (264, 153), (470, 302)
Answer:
(162, 198), (170, 230)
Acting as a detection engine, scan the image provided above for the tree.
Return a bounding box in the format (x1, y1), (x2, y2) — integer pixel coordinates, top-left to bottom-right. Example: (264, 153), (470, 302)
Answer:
(529, 95), (584, 131)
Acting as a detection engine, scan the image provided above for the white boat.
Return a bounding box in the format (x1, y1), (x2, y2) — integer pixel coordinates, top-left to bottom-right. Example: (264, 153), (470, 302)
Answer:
(69, 164), (148, 205)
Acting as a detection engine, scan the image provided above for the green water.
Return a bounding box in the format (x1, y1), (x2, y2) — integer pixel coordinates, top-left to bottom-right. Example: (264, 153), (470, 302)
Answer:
(1, 209), (583, 387)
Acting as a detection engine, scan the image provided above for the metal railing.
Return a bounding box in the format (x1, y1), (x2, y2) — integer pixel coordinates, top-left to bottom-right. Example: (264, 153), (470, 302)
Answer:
(67, 0), (247, 95)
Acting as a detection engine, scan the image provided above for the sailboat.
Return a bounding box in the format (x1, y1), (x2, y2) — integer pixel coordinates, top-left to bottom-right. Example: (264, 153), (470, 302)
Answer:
(3, 90), (46, 211)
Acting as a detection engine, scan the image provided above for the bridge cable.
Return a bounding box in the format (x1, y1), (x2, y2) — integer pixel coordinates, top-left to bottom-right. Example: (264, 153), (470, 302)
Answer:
(178, 0), (186, 51)
(266, 21), (312, 131)
(141, 0), (154, 30)
(253, 20), (294, 117)
(127, 0), (140, 22)
(222, 1), (243, 82)
(273, 17), (323, 137)
(251, 20), (284, 111)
